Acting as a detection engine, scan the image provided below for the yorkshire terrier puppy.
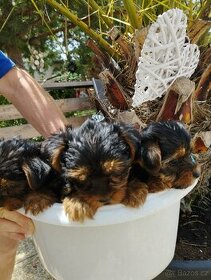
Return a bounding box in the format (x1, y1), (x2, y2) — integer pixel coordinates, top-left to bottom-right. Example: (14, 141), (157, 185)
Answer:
(0, 137), (64, 215)
(135, 120), (200, 192)
(42, 118), (148, 222)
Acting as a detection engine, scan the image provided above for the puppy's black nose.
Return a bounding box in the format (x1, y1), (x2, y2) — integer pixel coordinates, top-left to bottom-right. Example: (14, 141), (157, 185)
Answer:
(99, 198), (110, 204)
(193, 170), (200, 178)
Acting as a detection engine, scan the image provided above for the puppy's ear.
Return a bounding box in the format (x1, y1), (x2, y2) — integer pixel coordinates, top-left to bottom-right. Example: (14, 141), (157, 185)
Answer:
(22, 158), (51, 190)
(116, 123), (142, 162)
(42, 128), (70, 172)
(140, 141), (161, 174)
(50, 143), (65, 172)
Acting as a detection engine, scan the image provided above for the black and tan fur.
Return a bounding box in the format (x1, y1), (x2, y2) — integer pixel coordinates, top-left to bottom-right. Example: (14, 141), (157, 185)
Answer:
(42, 118), (148, 222)
(133, 120), (200, 193)
(0, 137), (65, 215)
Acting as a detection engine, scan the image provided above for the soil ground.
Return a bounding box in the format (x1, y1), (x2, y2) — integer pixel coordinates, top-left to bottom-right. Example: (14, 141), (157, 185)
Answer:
(175, 204), (211, 260)
(175, 241), (211, 260)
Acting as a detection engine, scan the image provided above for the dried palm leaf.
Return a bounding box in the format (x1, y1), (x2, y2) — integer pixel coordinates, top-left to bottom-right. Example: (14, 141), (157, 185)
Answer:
(99, 69), (130, 110)
(192, 131), (211, 153)
(116, 110), (145, 129)
(188, 19), (211, 44)
(109, 27), (132, 60)
(86, 39), (113, 70)
(194, 64), (211, 101)
(156, 77), (195, 124)
(134, 27), (149, 62)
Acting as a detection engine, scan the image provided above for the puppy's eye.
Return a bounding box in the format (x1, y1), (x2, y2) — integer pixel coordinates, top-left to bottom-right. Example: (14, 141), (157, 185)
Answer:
(190, 153), (196, 164)
(72, 181), (88, 191)
(110, 177), (121, 184)
(169, 159), (179, 165)
(110, 173), (128, 187)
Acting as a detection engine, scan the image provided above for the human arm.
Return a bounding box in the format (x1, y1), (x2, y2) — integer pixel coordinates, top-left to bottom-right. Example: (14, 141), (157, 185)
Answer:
(0, 66), (67, 137)
(0, 210), (35, 280)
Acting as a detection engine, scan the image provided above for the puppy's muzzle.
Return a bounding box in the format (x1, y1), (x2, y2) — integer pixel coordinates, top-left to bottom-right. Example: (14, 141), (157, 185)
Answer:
(192, 169), (201, 178)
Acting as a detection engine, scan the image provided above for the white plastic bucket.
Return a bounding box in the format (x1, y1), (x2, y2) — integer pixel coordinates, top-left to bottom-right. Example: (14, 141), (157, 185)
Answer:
(22, 182), (197, 280)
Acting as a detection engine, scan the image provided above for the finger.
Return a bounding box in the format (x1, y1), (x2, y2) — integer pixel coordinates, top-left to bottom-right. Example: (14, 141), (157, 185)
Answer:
(10, 213), (35, 236)
(8, 232), (26, 241)
(0, 230), (25, 241)
(0, 209), (35, 236)
(0, 218), (25, 234)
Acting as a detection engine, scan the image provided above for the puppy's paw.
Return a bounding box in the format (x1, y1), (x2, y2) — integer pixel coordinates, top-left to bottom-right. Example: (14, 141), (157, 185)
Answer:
(148, 177), (171, 193)
(63, 197), (97, 222)
(24, 192), (56, 215)
(122, 181), (148, 208)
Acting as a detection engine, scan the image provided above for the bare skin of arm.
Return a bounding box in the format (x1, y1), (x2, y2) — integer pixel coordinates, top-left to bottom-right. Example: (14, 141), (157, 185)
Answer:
(0, 67), (67, 137)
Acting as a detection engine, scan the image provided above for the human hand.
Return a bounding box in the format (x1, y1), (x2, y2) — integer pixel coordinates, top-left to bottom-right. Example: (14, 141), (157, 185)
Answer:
(0, 208), (35, 241)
